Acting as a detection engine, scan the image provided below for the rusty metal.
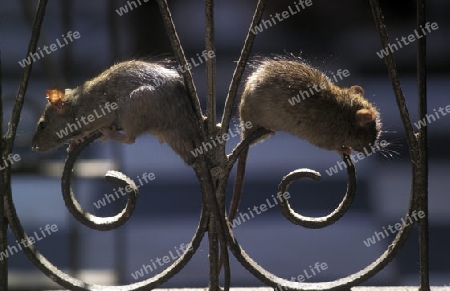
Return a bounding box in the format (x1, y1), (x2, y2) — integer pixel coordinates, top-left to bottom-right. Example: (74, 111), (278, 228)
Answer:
(0, 0), (430, 290)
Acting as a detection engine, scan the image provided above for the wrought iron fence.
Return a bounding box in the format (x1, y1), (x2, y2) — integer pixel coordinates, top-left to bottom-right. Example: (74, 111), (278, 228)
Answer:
(0, 0), (431, 290)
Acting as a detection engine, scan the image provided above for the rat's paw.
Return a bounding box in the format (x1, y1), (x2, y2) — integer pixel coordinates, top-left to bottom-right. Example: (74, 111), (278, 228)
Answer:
(338, 146), (353, 156)
(98, 127), (113, 143)
(66, 131), (99, 152)
(67, 137), (85, 152)
(99, 127), (135, 144)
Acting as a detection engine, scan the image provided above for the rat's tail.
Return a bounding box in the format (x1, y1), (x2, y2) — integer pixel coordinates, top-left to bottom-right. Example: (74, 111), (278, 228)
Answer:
(219, 146), (249, 271)
(228, 146), (249, 223)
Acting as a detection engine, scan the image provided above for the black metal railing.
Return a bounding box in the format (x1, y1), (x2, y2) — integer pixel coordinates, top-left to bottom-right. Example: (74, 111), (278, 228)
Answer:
(0, 0), (429, 290)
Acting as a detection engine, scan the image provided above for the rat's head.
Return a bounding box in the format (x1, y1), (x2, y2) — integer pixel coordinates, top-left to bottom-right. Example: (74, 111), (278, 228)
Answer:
(339, 86), (381, 155)
(32, 89), (78, 152)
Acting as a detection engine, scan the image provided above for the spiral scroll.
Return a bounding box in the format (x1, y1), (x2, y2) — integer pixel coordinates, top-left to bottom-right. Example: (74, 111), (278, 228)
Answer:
(5, 133), (208, 290)
(61, 132), (139, 231)
(277, 155), (356, 229)
(223, 154), (417, 290)
(2, 0), (427, 289)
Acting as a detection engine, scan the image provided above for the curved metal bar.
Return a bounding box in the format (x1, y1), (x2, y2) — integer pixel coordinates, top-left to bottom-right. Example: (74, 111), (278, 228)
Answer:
(277, 155), (357, 229)
(226, 208), (415, 290)
(226, 127), (273, 174)
(6, 167), (208, 290)
(220, 0), (268, 137)
(5, 128), (209, 290)
(155, 0), (203, 125)
(193, 155), (232, 290)
(226, 166), (417, 290)
(61, 132), (138, 231)
(6, 0), (48, 153)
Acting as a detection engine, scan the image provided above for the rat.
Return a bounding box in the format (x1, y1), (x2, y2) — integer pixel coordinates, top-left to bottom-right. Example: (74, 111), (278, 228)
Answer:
(31, 60), (202, 165)
(228, 56), (382, 223)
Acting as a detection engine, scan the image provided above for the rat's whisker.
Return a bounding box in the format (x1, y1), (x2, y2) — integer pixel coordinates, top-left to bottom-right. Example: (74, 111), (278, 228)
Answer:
(380, 129), (397, 134)
(376, 147), (400, 161)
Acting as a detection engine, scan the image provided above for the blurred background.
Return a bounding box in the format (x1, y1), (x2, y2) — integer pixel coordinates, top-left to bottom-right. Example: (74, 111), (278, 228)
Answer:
(1, 0), (449, 289)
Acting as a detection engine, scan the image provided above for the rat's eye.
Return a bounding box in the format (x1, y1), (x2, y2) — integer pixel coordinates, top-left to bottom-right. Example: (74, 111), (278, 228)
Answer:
(39, 121), (46, 129)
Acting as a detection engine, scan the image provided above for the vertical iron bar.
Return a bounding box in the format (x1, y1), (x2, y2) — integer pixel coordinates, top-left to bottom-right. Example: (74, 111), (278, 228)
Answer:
(155, 0), (204, 125)
(60, 0), (81, 279)
(107, 0), (127, 284)
(369, 0), (419, 160)
(6, 0), (48, 152)
(19, 0), (64, 84)
(205, 0), (231, 288)
(416, 0), (429, 289)
(194, 156), (229, 291)
(0, 47), (8, 291)
(156, 1), (231, 289)
(370, 0), (429, 288)
(2, 0), (48, 289)
(205, 0), (216, 136)
(220, 0), (267, 137)
(208, 215), (220, 290)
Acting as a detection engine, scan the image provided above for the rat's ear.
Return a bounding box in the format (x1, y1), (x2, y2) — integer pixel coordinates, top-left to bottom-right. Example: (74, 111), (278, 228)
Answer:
(356, 109), (376, 126)
(349, 85), (364, 96)
(45, 89), (66, 113)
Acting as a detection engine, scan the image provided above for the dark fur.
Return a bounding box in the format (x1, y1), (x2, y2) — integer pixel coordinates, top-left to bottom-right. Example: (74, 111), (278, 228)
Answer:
(227, 56), (383, 227)
(239, 56), (381, 152)
(32, 60), (201, 164)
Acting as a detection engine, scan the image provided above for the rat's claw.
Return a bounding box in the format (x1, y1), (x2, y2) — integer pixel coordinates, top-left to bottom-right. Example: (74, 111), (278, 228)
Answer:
(67, 141), (78, 152)
(66, 135), (88, 152)
(338, 145), (352, 156)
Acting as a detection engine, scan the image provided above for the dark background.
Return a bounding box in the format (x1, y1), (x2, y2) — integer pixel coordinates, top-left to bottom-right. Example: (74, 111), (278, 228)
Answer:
(1, 0), (449, 289)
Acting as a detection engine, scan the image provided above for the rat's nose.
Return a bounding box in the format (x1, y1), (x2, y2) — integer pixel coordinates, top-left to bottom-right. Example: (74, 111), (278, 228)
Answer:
(32, 144), (39, 152)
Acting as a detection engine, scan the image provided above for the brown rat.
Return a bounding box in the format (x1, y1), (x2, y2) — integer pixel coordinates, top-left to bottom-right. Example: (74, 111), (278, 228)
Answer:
(32, 60), (202, 164)
(228, 56), (382, 223)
